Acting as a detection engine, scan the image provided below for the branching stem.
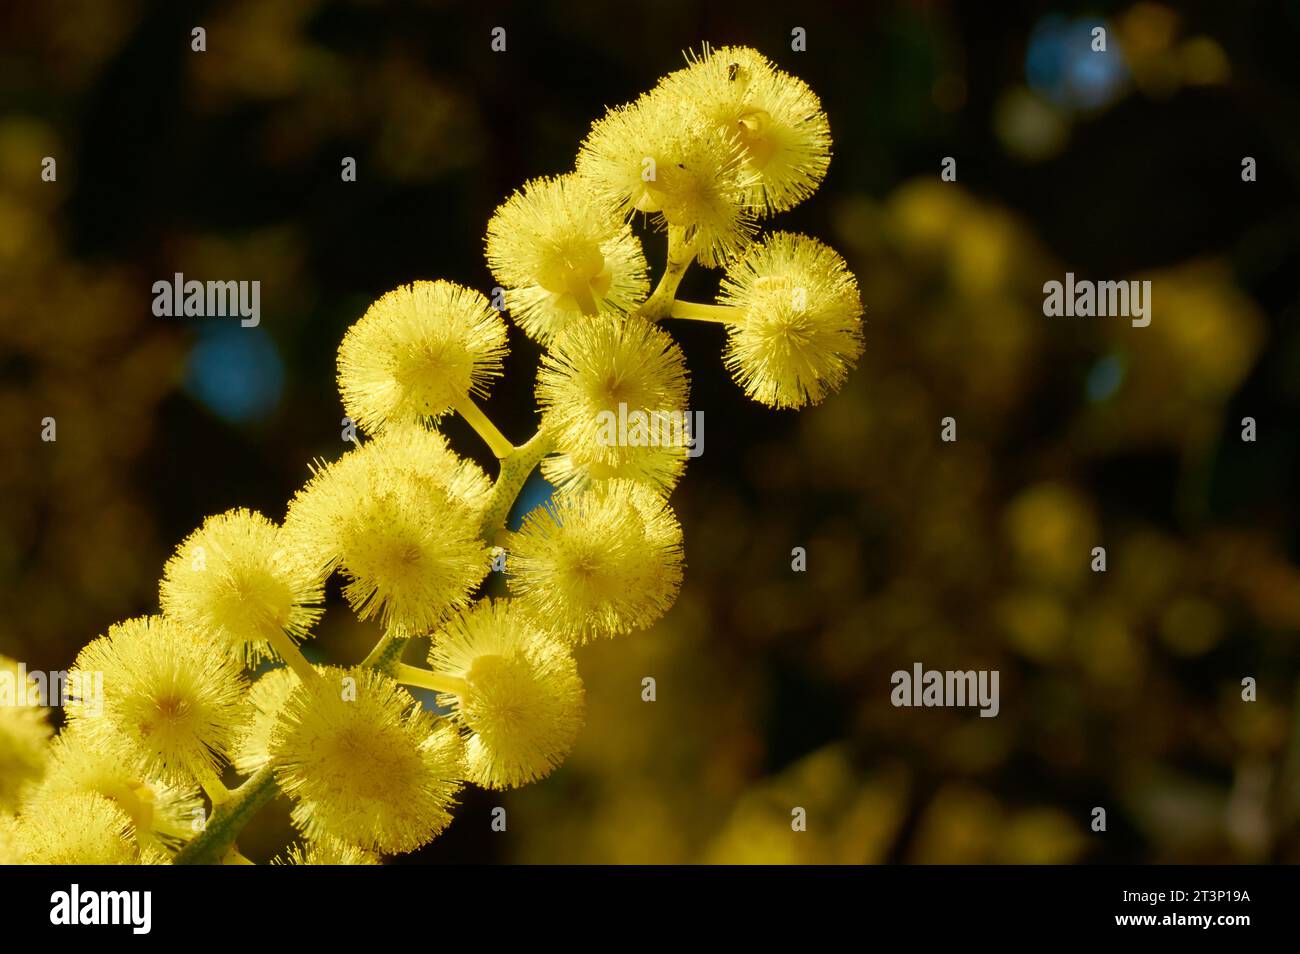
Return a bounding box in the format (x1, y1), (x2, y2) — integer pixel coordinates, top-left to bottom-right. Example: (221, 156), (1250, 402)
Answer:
(636, 226), (697, 321)
(173, 766), (277, 865)
(477, 425), (554, 540)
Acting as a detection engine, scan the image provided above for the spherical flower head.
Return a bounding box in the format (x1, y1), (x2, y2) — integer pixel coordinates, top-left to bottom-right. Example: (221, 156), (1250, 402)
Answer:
(159, 508), (325, 666)
(65, 616), (248, 787)
(575, 92), (675, 217)
(508, 481), (684, 642)
(0, 654), (52, 812)
(658, 45), (832, 214)
(35, 726), (203, 853)
(486, 174), (649, 343)
(283, 435), (491, 636)
(269, 666), (465, 854)
(232, 666), (299, 775)
(13, 791), (149, 864)
(274, 838), (381, 866)
(536, 316), (691, 494)
(337, 280), (508, 435)
(576, 90), (757, 267)
(428, 600), (584, 790)
(719, 231), (865, 409)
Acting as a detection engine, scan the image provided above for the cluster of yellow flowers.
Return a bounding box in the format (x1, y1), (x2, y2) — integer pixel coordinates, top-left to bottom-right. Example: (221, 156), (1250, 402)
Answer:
(0, 45), (863, 864)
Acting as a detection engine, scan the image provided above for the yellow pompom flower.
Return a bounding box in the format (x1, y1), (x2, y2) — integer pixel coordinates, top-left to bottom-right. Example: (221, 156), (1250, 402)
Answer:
(159, 508), (325, 666)
(274, 838), (381, 866)
(536, 316), (691, 494)
(13, 791), (151, 865)
(283, 434), (491, 636)
(65, 616), (248, 787)
(658, 45), (832, 214)
(428, 600), (584, 790)
(33, 727), (203, 853)
(232, 665), (299, 775)
(0, 654), (52, 812)
(718, 231), (864, 409)
(485, 173), (650, 343)
(269, 666), (465, 854)
(576, 90), (757, 266)
(337, 280), (508, 435)
(508, 480), (684, 642)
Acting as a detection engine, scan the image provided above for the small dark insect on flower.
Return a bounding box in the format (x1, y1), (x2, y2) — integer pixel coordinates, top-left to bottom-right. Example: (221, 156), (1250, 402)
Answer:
(728, 62), (740, 81)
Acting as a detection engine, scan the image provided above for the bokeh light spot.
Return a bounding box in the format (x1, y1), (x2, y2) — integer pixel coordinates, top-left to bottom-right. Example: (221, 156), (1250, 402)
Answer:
(1086, 353), (1127, 402)
(1026, 16), (1129, 111)
(185, 324), (284, 424)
